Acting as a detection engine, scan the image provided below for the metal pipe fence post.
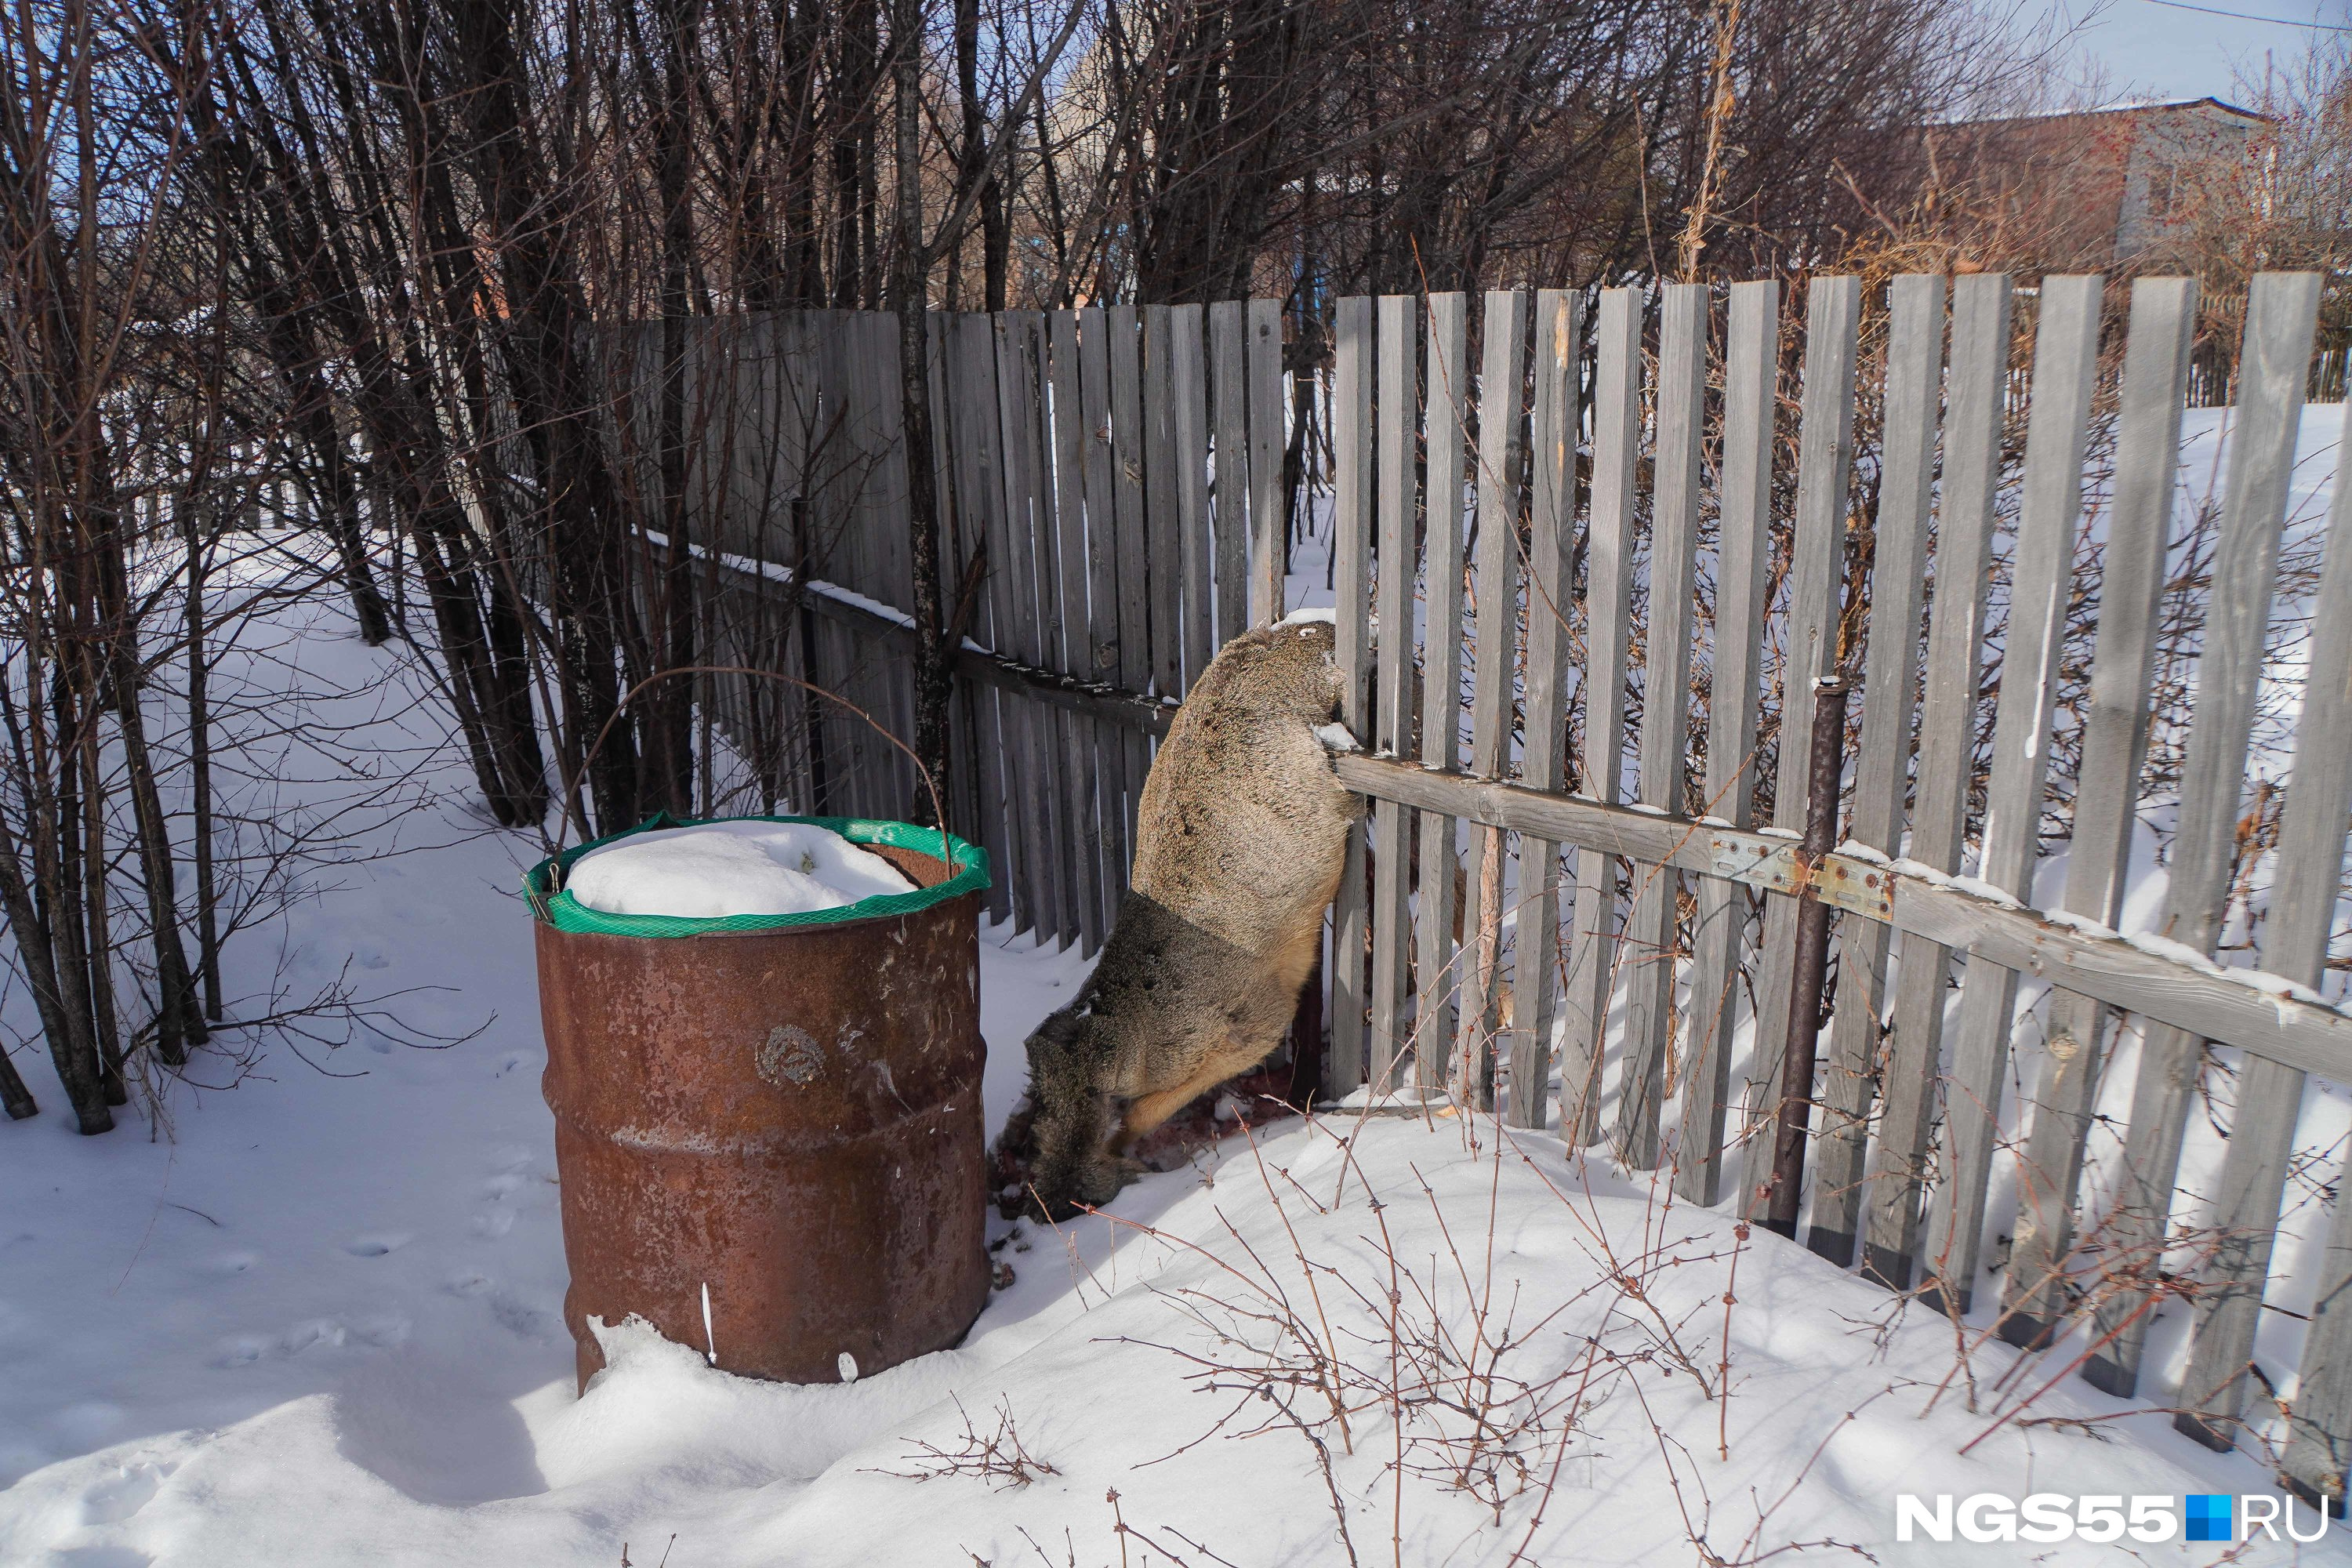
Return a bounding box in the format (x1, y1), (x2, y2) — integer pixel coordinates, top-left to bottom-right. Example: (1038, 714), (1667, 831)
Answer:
(1765, 674), (1850, 1239)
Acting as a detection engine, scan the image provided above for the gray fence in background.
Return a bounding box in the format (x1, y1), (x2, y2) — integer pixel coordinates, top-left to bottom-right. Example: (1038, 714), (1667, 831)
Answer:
(636, 279), (2352, 1507)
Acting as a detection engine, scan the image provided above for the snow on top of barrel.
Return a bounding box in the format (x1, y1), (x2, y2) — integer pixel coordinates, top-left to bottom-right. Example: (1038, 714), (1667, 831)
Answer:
(564, 819), (913, 920)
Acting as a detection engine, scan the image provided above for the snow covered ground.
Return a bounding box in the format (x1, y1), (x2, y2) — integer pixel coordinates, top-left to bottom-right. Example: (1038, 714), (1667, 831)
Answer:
(6, 483), (2352, 1563)
(5, 825), (2333, 1568)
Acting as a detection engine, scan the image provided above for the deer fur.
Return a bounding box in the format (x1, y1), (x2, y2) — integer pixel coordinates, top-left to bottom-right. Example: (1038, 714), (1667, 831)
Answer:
(1004, 618), (1359, 1218)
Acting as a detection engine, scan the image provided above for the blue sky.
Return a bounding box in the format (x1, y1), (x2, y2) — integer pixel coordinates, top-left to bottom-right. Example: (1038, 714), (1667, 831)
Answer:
(2034, 0), (2349, 103)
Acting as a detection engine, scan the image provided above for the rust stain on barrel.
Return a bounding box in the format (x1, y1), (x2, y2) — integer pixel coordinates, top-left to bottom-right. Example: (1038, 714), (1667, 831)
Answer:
(535, 844), (987, 1391)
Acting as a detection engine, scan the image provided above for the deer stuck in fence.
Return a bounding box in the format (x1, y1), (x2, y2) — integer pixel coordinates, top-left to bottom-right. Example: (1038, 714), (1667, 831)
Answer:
(651, 275), (2352, 1508)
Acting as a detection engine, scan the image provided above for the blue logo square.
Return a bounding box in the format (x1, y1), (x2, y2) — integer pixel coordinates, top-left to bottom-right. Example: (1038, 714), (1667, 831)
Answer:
(2185, 1494), (2233, 1543)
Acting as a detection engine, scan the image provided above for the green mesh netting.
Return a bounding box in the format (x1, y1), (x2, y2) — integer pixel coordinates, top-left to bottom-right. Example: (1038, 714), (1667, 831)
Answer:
(524, 812), (989, 937)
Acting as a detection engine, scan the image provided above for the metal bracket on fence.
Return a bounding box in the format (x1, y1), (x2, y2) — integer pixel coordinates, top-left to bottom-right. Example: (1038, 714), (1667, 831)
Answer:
(1703, 829), (1894, 924)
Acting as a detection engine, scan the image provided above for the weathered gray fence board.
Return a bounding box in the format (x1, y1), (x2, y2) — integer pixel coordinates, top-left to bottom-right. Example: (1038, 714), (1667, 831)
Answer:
(1414, 294), (1469, 1098)
(1456, 289), (1529, 1112)
(1143, 306), (1184, 700)
(881, 314), (920, 818)
(816, 314), (876, 804)
(811, 312), (857, 595)
(925, 313), (968, 826)
(1560, 288), (1640, 1147)
(1078, 308), (1134, 913)
(1105, 306), (1154, 896)
(2278, 472), (2352, 1501)
(1330, 295), (1375, 1097)
(1247, 299), (1287, 624)
(829, 311), (871, 597)
(1210, 302), (1250, 647)
(1022, 308), (1087, 949)
(2089, 270), (2323, 1396)
(973, 312), (1026, 919)
(880, 310), (916, 611)
(2183, 390), (2352, 1454)
(1929, 274), (2104, 1314)
(887, 314), (924, 816)
(858, 312), (899, 607)
(1998, 277), (2197, 1340)
(992, 310), (1065, 946)
(1737, 275), (1860, 1223)
(1047, 309), (1109, 951)
(1619, 283), (1705, 1167)
(1864, 273), (2013, 1288)
(924, 313), (963, 832)
(1171, 303), (1214, 689)
(1676, 279), (1778, 1206)
(1107, 306), (1152, 698)
(1033, 312), (1091, 945)
(949, 313), (1020, 925)
(1369, 294), (1419, 1092)
(1506, 288), (1578, 1131)
(1809, 274), (1943, 1261)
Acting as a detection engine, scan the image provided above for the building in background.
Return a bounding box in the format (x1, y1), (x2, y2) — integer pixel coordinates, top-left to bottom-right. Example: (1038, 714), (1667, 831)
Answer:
(1918, 96), (2271, 269)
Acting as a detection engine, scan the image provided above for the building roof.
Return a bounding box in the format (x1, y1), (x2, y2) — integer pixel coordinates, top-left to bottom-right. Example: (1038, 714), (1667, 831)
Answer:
(1933, 96), (2270, 130)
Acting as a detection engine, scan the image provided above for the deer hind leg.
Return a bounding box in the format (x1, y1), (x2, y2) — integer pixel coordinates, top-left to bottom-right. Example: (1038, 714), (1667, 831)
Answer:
(1119, 1066), (1231, 1143)
(1118, 1044), (1266, 1144)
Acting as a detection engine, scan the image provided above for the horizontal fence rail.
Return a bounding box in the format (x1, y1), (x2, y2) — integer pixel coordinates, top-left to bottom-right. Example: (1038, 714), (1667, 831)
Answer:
(647, 274), (2352, 1508)
(1305, 272), (2352, 1510)
(619, 304), (1290, 946)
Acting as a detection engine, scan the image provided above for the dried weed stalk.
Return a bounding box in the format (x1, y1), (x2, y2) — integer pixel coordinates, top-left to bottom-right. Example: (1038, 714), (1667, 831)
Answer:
(873, 1395), (1060, 1491)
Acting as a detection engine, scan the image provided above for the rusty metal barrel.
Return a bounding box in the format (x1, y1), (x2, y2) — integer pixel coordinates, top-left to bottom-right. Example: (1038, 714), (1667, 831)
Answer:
(525, 814), (992, 1391)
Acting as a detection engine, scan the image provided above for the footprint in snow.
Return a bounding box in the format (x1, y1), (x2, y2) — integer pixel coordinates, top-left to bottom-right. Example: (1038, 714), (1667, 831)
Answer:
(343, 1232), (412, 1258)
(79, 1458), (175, 1526)
(470, 1207), (515, 1240)
(210, 1334), (270, 1369)
(200, 1250), (259, 1278)
(487, 1291), (555, 1343)
(284, 1319), (348, 1355)
(353, 1314), (412, 1349)
(443, 1270), (492, 1297)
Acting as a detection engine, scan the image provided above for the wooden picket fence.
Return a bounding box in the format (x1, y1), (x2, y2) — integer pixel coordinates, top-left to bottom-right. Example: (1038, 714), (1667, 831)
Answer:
(653, 304), (1290, 942)
(659, 280), (2352, 1505)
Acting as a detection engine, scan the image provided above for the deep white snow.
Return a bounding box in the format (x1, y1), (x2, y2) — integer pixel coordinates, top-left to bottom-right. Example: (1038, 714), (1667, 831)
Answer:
(564, 818), (913, 920)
